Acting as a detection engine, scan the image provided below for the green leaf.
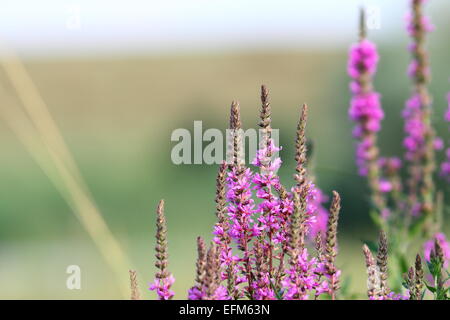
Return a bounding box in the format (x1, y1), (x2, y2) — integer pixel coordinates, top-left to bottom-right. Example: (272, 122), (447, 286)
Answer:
(425, 284), (436, 293)
(268, 277), (283, 300)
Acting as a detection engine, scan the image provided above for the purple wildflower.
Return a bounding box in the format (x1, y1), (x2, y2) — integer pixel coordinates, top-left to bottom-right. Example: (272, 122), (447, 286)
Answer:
(149, 274), (175, 300)
(403, 94), (428, 161)
(348, 35), (384, 179)
(227, 167), (260, 247)
(402, 0), (438, 218)
(281, 248), (328, 300)
(188, 285), (230, 300)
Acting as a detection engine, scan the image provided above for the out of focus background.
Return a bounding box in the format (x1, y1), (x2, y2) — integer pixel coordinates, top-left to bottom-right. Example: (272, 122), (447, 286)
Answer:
(0, 0), (449, 299)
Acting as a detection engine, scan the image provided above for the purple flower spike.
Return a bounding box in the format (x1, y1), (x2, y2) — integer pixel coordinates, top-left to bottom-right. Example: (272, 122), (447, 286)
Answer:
(348, 30), (384, 179)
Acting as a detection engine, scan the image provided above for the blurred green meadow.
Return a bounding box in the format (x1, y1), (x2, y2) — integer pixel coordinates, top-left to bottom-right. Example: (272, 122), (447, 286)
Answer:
(0, 35), (450, 299)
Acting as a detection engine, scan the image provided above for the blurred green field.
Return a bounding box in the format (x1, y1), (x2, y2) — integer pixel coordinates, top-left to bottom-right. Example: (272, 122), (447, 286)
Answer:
(0, 46), (449, 298)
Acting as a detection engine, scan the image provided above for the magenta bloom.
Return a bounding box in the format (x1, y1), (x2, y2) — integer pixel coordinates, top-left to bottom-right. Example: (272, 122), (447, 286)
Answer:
(281, 248), (328, 300)
(348, 38), (384, 177)
(149, 274), (175, 300)
(403, 94), (428, 160)
(405, 11), (434, 38)
(403, 0), (434, 165)
(188, 285), (230, 300)
(348, 40), (379, 79)
(227, 167), (260, 247)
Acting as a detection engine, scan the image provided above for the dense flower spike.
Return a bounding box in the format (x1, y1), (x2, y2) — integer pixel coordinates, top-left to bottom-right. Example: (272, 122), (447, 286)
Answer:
(414, 254), (424, 300)
(324, 191), (341, 299)
(347, 9), (387, 216)
(292, 104), (329, 238)
(149, 200), (175, 300)
(403, 0), (437, 218)
(188, 236), (207, 299)
(212, 163), (234, 268)
(227, 101), (259, 298)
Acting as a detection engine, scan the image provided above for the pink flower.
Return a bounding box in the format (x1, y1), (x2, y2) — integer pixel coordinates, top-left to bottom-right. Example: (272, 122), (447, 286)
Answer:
(281, 248), (327, 300)
(378, 180), (392, 193)
(347, 38), (384, 177)
(188, 285), (230, 300)
(149, 274), (175, 300)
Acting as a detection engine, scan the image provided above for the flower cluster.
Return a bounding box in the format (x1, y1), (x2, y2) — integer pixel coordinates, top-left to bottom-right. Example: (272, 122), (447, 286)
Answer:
(226, 166), (261, 248)
(149, 275), (175, 300)
(348, 39), (384, 177)
(185, 88), (341, 300)
(281, 248), (328, 299)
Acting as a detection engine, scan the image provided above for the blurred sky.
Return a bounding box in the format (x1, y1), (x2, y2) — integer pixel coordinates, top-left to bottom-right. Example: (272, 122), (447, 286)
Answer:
(1, 0), (447, 58)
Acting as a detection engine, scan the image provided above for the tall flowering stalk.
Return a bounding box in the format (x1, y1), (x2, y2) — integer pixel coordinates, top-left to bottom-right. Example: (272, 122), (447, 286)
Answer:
(149, 200), (175, 300)
(251, 85), (282, 299)
(226, 101), (260, 298)
(129, 270), (141, 300)
(324, 191), (341, 300)
(347, 9), (386, 217)
(404, 0), (437, 221)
